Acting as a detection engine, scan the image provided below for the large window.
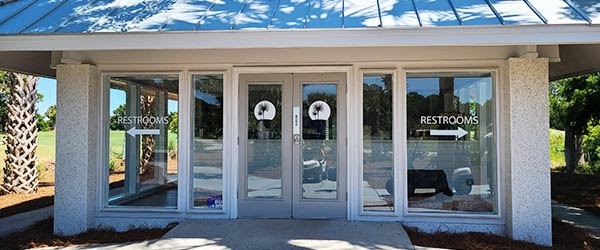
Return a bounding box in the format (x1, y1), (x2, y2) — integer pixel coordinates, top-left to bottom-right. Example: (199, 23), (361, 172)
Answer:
(406, 72), (497, 214)
(192, 74), (224, 209)
(106, 75), (179, 208)
(362, 73), (394, 212)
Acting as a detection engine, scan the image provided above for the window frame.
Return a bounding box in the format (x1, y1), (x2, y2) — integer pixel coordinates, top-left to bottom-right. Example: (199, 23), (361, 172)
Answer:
(98, 71), (184, 213)
(401, 68), (503, 220)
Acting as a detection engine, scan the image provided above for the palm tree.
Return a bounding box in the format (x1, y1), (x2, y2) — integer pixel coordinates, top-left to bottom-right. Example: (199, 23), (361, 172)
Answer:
(1, 73), (39, 194)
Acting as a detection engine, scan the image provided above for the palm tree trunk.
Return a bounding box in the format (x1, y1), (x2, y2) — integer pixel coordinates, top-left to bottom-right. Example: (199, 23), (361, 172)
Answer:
(1, 73), (39, 194)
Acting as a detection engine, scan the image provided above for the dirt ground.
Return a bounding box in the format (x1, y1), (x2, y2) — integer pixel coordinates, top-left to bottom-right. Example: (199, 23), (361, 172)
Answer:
(0, 218), (177, 250)
(407, 219), (600, 250)
(551, 172), (600, 217)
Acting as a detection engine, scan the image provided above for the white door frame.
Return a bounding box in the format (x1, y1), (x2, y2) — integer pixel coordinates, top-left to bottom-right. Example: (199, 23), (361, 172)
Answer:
(231, 66), (354, 219)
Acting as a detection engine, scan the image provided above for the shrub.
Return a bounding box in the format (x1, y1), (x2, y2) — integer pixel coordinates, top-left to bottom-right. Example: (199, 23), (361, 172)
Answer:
(583, 125), (600, 166)
(577, 163), (600, 175)
(108, 157), (117, 173)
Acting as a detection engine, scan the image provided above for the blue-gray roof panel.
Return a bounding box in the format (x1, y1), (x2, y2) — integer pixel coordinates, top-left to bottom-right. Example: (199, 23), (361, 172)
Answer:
(452, 0), (502, 26)
(268, 0), (308, 29)
(0, 0), (597, 35)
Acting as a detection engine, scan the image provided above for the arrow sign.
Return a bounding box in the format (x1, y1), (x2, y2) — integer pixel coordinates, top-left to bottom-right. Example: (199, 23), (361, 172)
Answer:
(430, 127), (468, 139)
(127, 127), (160, 137)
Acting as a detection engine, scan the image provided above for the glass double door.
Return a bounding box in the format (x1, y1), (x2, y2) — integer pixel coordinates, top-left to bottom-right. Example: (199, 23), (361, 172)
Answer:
(238, 73), (347, 219)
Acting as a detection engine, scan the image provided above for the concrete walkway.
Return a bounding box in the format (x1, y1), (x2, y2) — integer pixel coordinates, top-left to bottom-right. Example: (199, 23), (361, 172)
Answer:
(552, 201), (600, 239)
(0, 205), (53, 237)
(47, 219), (414, 250)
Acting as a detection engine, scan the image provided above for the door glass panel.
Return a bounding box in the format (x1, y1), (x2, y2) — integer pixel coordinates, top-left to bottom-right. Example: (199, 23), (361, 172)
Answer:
(247, 85), (283, 199)
(301, 84), (337, 200)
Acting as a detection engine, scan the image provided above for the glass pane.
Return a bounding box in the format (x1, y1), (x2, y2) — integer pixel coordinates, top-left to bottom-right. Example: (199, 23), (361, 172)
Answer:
(107, 75), (179, 208)
(192, 75), (224, 209)
(301, 84), (337, 199)
(406, 72), (497, 214)
(247, 85), (283, 199)
(362, 74), (394, 212)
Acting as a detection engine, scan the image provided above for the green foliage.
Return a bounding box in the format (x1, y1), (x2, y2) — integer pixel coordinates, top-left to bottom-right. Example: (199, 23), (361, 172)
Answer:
(550, 129), (566, 168)
(583, 125), (600, 166)
(0, 71), (9, 132)
(35, 163), (47, 178)
(550, 73), (600, 134)
(550, 73), (600, 173)
(168, 112), (178, 134)
(44, 105), (57, 130)
(108, 157), (118, 173)
(576, 163), (600, 175)
(109, 104), (126, 130)
(36, 113), (50, 132)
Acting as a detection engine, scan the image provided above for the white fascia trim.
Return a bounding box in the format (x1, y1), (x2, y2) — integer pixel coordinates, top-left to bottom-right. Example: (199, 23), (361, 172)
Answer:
(1, 25), (600, 51)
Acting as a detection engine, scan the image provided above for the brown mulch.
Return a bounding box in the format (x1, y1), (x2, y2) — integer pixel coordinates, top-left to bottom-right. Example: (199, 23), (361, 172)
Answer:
(406, 219), (600, 250)
(0, 186), (54, 218)
(0, 170), (126, 219)
(0, 218), (178, 250)
(0, 168), (55, 219)
(551, 172), (600, 217)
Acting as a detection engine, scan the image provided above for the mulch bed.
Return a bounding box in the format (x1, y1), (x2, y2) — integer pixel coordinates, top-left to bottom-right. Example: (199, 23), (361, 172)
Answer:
(551, 172), (600, 217)
(406, 219), (600, 250)
(0, 184), (54, 219)
(0, 218), (178, 250)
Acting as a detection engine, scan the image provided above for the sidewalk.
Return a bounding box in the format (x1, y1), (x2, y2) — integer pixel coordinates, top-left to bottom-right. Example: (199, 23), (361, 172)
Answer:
(0, 205), (53, 237)
(552, 201), (600, 239)
(40, 219), (415, 250)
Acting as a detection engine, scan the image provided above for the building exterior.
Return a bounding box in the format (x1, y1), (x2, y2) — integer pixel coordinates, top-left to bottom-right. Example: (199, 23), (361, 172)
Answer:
(1, 0), (600, 246)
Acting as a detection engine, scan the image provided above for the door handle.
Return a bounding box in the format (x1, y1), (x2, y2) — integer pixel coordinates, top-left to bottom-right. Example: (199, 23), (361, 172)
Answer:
(293, 134), (301, 145)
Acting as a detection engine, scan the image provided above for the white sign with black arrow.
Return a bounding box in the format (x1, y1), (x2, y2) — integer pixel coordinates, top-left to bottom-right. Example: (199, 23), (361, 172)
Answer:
(430, 127), (468, 139)
(127, 127), (160, 137)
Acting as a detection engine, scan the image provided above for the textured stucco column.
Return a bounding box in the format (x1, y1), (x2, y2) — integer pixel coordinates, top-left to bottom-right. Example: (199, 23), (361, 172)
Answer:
(54, 64), (99, 235)
(503, 58), (552, 246)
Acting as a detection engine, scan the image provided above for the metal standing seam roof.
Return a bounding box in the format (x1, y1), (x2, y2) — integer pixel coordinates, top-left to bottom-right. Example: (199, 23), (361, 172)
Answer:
(0, 0), (598, 35)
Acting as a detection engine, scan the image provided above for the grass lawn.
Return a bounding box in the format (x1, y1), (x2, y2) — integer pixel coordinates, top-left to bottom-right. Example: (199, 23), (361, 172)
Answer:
(550, 129), (566, 168)
(0, 131), (56, 166)
(1, 130), (178, 167)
